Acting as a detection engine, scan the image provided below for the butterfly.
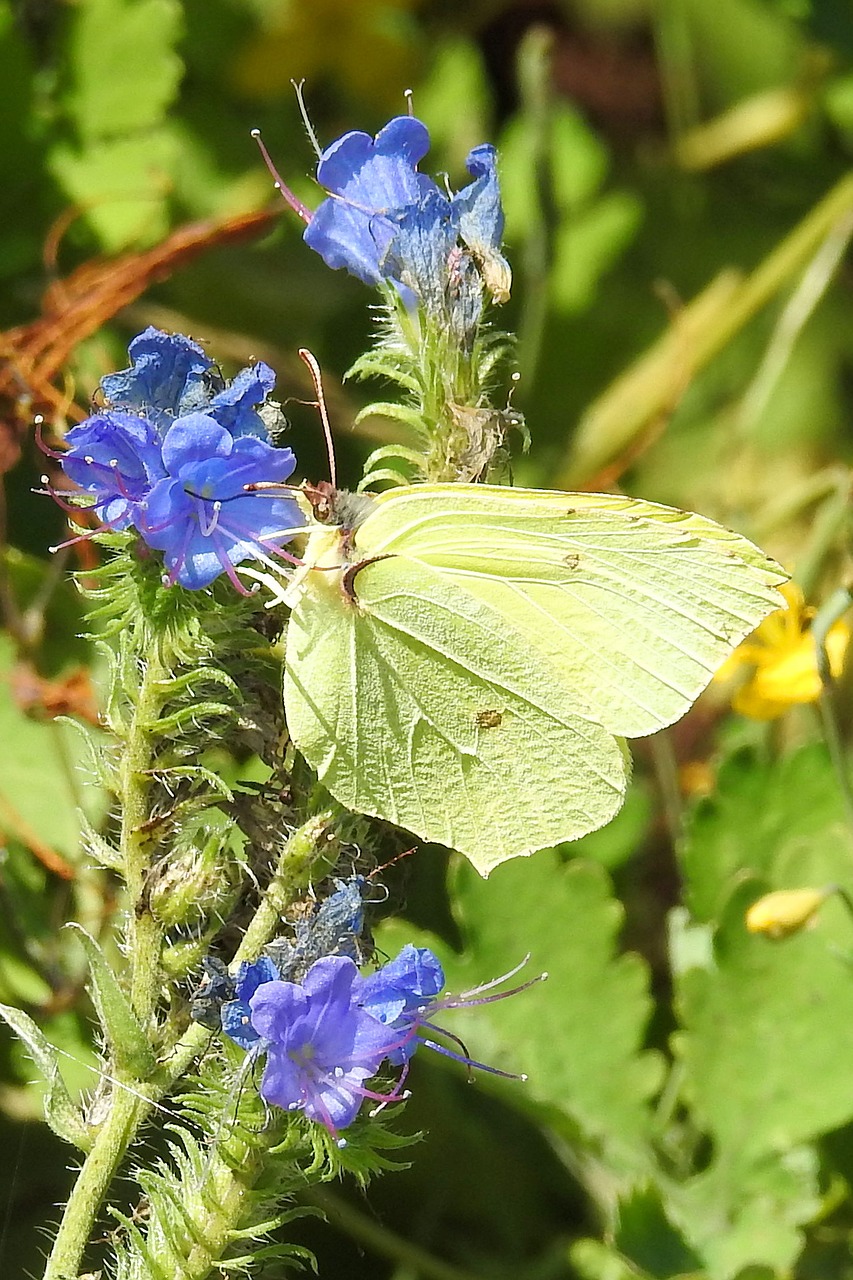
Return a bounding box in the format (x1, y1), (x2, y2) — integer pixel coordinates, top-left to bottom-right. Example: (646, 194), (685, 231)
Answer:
(277, 480), (787, 876)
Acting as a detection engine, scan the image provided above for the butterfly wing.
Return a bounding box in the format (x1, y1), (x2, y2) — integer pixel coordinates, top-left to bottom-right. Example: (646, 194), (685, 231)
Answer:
(355, 484), (788, 738)
(284, 551), (629, 875)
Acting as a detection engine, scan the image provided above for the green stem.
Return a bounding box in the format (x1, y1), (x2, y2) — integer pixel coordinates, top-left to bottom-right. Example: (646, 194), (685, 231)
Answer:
(43, 1087), (145, 1280)
(816, 687), (853, 837)
(120, 639), (169, 1027)
(793, 482), (852, 599)
(42, 811), (333, 1280)
(649, 730), (683, 845)
(812, 588), (853, 840)
(180, 1140), (279, 1278)
(43, 635), (172, 1280)
(237, 812), (333, 960)
(515, 24), (557, 393)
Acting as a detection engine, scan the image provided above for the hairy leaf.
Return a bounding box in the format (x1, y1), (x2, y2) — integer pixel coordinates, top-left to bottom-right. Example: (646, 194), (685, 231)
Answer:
(0, 1002), (93, 1150)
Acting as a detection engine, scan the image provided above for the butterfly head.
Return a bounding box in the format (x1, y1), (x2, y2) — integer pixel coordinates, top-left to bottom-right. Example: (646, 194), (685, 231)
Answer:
(301, 481), (376, 535)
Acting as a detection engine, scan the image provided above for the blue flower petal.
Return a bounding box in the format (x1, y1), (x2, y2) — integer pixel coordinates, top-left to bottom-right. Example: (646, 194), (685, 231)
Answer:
(100, 327), (216, 429)
(62, 410), (166, 529)
(451, 144), (511, 303)
(305, 116), (436, 284)
(316, 117), (430, 201)
(161, 414), (233, 473)
(209, 361), (278, 439)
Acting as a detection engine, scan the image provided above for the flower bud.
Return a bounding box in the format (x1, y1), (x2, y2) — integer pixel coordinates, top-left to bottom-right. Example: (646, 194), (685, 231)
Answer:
(149, 832), (239, 929)
(745, 886), (833, 939)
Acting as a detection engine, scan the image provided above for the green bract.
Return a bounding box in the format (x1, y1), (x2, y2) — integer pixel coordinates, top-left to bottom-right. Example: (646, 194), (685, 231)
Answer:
(283, 483), (787, 875)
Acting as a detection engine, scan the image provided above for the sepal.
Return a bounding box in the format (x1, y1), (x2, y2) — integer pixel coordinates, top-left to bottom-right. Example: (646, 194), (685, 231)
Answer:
(79, 812), (124, 870)
(0, 1002), (94, 1151)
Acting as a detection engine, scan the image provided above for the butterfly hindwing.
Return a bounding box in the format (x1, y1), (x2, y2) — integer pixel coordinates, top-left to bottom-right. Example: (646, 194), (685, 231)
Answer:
(284, 552), (629, 875)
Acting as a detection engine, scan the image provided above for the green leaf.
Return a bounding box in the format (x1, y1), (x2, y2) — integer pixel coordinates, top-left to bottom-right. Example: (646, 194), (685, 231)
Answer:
(550, 191), (643, 315)
(353, 401), (427, 432)
(381, 855), (663, 1176)
(49, 128), (179, 252)
(570, 1237), (653, 1280)
(0, 634), (105, 861)
(681, 743), (853, 922)
(455, 856), (663, 1169)
(79, 813), (123, 871)
(68, 925), (156, 1079)
(674, 875), (853, 1163)
(64, 0), (183, 143)
(672, 1143), (820, 1279)
(615, 1185), (704, 1278)
(0, 1003), (93, 1151)
(669, 748), (853, 1277)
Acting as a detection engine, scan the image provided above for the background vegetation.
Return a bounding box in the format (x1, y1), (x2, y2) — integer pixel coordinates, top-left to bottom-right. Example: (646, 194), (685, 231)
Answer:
(4, 0), (853, 1277)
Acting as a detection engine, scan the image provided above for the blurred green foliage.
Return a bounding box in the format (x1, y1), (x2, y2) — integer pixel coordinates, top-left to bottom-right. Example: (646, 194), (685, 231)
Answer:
(6, 0), (853, 1277)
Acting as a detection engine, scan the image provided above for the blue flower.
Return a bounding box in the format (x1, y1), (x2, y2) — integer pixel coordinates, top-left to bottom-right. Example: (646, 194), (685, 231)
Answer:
(382, 189), (461, 321)
(249, 956), (394, 1138)
(205, 361), (280, 440)
(301, 117), (510, 309)
(61, 411), (166, 531)
(359, 946), (542, 1075)
(100, 326), (280, 439)
(451, 145), (511, 304)
(100, 328), (218, 430)
(210, 941), (540, 1139)
(358, 944), (445, 1065)
(304, 116), (433, 285)
(190, 957), (236, 1031)
(141, 414), (303, 590)
(54, 329), (305, 592)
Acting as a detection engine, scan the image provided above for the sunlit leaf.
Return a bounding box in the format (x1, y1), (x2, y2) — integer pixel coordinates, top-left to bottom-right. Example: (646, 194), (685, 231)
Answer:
(381, 853), (663, 1174)
(64, 0), (183, 143)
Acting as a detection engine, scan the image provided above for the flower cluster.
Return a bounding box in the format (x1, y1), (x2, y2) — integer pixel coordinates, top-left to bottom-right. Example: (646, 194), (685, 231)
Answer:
(192, 875), (371, 1034)
(218, 942), (540, 1144)
(269, 115), (510, 330)
(54, 328), (304, 590)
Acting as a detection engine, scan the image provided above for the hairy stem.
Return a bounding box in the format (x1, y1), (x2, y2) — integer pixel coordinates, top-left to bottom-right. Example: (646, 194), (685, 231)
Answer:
(43, 1086), (146, 1280)
(44, 635), (171, 1280)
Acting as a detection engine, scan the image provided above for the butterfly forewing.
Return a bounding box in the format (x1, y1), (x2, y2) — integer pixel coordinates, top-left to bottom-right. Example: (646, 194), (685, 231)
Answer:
(355, 485), (788, 738)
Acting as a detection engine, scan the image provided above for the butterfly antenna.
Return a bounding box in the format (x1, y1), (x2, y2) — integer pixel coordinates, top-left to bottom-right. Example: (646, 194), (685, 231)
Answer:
(404, 88), (415, 116)
(298, 348), (337, 490)
(368, 846), (417, 881)
(292, 78), (322, 158)
(249, 127), (312, 224)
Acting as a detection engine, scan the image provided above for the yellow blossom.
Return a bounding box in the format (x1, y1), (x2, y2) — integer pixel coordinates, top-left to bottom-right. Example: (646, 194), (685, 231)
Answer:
(745, 886), (834, 939)
(716, 582), (850, 720)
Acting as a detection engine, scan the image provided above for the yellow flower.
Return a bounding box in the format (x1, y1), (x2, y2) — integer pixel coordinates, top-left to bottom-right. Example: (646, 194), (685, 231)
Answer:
(716, 582), (850, 720)
(745, 886), (834, 939)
